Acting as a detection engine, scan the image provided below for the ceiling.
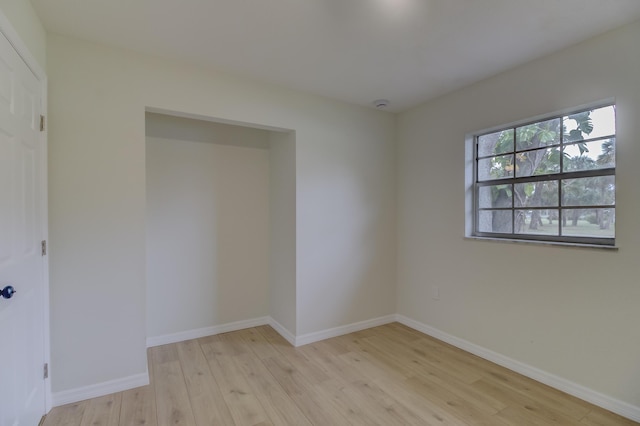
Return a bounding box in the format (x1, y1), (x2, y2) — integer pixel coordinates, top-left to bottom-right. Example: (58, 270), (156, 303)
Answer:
(31, 0), (640, 112)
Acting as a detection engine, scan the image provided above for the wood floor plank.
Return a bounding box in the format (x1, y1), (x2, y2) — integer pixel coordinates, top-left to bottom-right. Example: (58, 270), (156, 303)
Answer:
(261, 356), (351, 425)
(234, 353), (313, 426)
(204, 351), (271, 426)
(338, 347), (415, 384)
(119, 385), (157, 426)
(297, 343), (366, 384)
(473, 378), (588, 425)
(79, 393), (122, 426)
(497, 404), (584, 426)
(410, 359), (507, 413)
(307, 338), (350, 357)
(299, 343), (433, 426)
(152, 356), (196, 426)
(176, 340), (235, 426)
(338, 350), (467, 425)
(404, 375), (510, 426)
(217, 331), (251, 355)
(318, 335), (352, 356)
(258, 327), (330, 386)
(408, 335), (511, 381)
(332, 336), (414, 381)
(372, 378), (468, 426)
(481, 368), (591, 420)
(148, 344), (179, 365)
(253, 324), (288, 345)
(42, 401), (88, 426)
(235, 327), (281, 360)
(337, 376), (435, 426)
(368, 323), (424, 345)
(580, 407), (640, 426)
(349, 379), (435, 426)
(369, 333), (484, 384)
(312, 378), (390, 426)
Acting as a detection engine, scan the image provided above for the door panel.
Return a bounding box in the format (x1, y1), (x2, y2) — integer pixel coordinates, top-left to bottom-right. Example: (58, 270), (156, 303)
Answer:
(0, 30), (45, 426)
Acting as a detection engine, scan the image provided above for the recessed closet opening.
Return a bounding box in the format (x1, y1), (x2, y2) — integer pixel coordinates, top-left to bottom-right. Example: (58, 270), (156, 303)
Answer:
(145, 111), (296, 345)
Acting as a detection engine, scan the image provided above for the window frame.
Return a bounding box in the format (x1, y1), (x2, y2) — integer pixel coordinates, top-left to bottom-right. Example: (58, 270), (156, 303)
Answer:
(471, 103), (616, 247)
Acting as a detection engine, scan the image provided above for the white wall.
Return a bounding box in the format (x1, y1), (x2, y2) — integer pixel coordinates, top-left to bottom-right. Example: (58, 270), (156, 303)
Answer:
(47, 33), (396, 392)
(398, 20), (640, 408)
(145, 113), (270, 339)
(269, 131), (296, 335)
(0, 0), (46, 71)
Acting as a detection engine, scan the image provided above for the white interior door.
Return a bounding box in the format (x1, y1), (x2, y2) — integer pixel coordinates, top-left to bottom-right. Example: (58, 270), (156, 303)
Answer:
(0, 30), (46, 426)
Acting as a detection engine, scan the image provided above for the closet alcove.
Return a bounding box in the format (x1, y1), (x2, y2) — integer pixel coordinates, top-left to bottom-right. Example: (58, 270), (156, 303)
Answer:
(145, 112), (296, 344)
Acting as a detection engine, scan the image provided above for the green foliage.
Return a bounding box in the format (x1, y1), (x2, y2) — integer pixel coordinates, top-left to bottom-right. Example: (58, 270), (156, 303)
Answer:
(490, 184), (511, 201)
(495, 130), (513, 153)
(523, 183), (534, 197)
(567, 112), (594, 135)
(480, 108), (615, 234)
(597, 139), (615, 166)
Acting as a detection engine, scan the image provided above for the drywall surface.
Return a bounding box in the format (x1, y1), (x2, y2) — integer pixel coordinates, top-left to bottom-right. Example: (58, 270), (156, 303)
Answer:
(0, 0), (46, 70)
(47, 33), (396, 392)
(397, 20), (640, 406)
(146, 114), (270, 339)
(269, 131), (296, 335)
(295, 106), (397, 335)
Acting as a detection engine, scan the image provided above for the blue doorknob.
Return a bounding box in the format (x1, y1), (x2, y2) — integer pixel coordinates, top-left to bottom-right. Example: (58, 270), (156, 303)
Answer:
(1, 286), (16, 299)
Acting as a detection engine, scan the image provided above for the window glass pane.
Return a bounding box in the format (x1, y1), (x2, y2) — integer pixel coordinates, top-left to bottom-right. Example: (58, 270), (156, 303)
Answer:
(564, 105), (615, 143)
(562, 176), (615, 206)
(514, 181), (558, 208)
(473, 104), (616, 245)
(478, 210), (512, 233)
(478, 185), (512, 209)
(478, 154), (514, 181)
(514, 210), (559, 236)
(588, 105), (616, 139)
(561, 208), (615, 238)
(515, 147), (560, 177)
(516, 118), (560, 150)
(478, 130), (513, 157)
(563, 138), (615, 172)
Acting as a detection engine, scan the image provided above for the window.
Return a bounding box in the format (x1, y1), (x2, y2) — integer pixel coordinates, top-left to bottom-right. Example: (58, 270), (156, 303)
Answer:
(472, 104), (616, 246)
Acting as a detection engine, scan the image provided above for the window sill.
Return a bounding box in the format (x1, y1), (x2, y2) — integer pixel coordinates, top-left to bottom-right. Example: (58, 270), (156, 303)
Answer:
(465, 235), (618, 251)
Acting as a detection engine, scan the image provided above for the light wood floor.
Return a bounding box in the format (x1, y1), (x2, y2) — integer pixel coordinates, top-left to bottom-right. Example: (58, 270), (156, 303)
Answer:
(43, 323), (638, 426)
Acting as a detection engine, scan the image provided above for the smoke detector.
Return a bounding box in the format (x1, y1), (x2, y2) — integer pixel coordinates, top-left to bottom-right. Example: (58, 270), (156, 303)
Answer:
(373, 99), (390, 109)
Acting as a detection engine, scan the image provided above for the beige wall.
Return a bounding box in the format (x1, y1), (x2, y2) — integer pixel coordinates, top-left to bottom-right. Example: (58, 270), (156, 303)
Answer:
(397, 21), (640, 407)
(145, 114), (270, 339)
(47, 33), (397, 392)
(0, 0), (46, 71)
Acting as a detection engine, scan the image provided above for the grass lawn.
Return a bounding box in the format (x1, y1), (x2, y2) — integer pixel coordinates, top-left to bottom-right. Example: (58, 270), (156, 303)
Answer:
(518, 219), (614, 237)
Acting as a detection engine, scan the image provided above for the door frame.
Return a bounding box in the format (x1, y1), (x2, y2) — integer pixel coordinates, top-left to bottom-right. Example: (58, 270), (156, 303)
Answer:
(0, 10), (51, 413)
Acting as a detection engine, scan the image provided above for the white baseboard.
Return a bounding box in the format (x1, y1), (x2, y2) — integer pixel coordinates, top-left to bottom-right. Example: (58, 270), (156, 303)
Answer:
(268, 318), (297, 346)
(146, 316), (271, 347)
(52, 372), (149, 407)
(294, 314), (397, 347)
(396, 314), (640, 423)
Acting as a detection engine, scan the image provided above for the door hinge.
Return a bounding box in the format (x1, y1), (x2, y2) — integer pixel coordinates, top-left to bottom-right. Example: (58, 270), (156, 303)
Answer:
(41, 240), (47, 256)
(44, 363), (48, 379)
(40, 115), (45, 132)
